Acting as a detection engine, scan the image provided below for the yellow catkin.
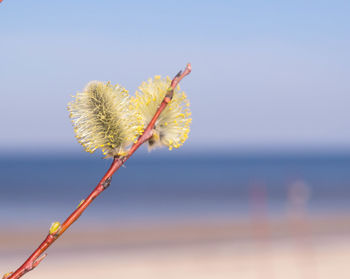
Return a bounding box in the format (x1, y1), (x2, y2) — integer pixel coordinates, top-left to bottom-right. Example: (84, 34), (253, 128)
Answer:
(131, 76), (191, 150)
(68, 81), (143, 158)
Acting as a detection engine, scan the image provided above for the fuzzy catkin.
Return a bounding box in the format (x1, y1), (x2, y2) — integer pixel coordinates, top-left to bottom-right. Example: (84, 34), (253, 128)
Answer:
(68, 81), (143, 157)
(131, 76), (192, 150)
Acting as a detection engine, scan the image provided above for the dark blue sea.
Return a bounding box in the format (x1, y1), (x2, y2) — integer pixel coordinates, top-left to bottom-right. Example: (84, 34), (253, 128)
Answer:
(1, 151), (350, 228)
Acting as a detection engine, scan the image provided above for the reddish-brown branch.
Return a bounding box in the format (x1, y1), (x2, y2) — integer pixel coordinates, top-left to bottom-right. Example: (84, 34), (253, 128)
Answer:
(4, 63), (191, 279)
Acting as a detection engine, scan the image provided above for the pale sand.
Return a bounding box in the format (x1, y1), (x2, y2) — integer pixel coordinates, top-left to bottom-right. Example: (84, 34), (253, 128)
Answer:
(1, 216), (350, 278)
(1, 239), (350, 279)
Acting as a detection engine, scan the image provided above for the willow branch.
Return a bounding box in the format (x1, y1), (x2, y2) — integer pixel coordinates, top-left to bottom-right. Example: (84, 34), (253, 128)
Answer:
(4, 63), (192, 279)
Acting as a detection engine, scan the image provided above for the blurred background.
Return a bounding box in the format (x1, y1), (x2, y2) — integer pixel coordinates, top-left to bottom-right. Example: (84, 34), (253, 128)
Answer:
(1, 1), (350, 278)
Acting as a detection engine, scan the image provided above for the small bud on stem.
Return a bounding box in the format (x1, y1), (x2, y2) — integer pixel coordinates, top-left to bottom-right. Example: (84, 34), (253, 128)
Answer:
(49, 222), (61, 235)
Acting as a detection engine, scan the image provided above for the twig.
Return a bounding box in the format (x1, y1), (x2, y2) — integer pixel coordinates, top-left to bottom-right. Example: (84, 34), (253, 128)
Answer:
(4, 63), (192, 279)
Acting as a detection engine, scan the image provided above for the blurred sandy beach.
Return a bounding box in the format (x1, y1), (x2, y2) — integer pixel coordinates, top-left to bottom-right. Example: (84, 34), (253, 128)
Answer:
(2, 215), (350, 279)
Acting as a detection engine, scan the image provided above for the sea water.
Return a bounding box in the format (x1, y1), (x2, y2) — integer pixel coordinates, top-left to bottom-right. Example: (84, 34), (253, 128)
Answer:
(1, 151), (350, 228)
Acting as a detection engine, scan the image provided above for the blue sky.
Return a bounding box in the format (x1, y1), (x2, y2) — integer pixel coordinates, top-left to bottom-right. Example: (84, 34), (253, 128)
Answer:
(1, 0), (350, 153)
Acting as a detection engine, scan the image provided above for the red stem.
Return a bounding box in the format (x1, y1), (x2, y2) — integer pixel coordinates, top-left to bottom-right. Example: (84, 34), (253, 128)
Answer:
(4, 63), (192, 279)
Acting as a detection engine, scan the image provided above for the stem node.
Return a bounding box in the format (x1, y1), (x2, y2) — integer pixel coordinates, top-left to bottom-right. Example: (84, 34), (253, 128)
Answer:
(102, 177), (112, 189)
